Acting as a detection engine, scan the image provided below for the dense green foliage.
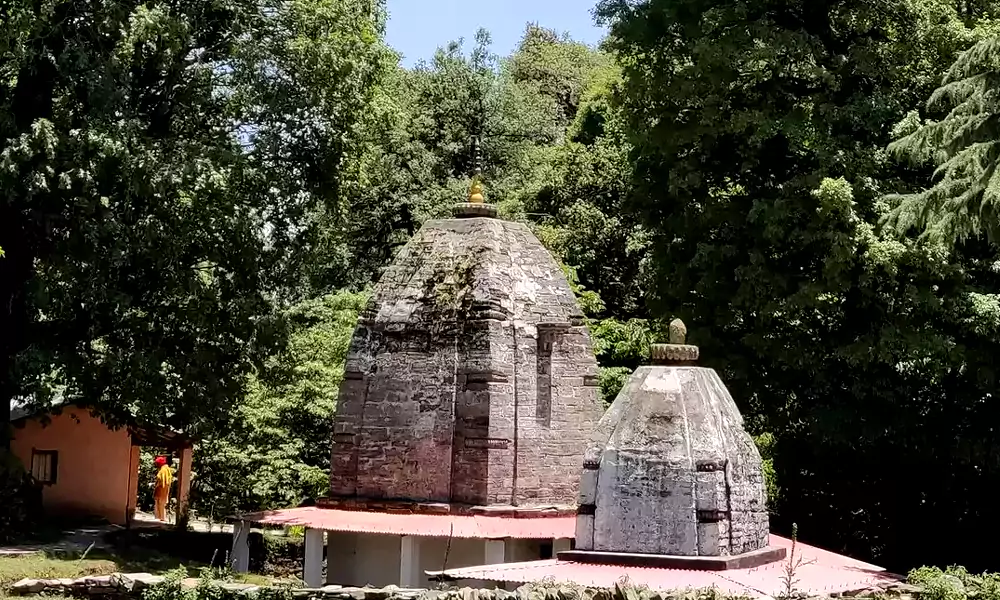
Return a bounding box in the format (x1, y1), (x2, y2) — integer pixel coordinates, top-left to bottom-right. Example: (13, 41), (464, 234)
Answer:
(887, 36), (1000, 244)
(191, 290), (367, 519)
(0, 0), (389, 440)
(909, 566), (1000, 600)
(0, 451), (41, 541)
(9, 0), (1000, 576)
(597, 0), (1000, 571)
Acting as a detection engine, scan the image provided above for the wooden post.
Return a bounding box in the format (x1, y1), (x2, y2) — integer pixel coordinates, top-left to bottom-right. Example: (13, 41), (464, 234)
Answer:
(125, 445), (140, 527)
(304, 528), (325, 587)
(175, 445), (193, 530)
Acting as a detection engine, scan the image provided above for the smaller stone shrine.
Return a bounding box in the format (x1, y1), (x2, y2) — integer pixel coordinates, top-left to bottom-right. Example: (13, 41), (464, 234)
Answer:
(571, 318), (775, 564)
(429, 322), (897, 595)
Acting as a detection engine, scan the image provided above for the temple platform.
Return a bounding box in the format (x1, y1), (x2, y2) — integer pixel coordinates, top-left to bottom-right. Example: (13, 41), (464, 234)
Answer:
(426, 534), (900, 598)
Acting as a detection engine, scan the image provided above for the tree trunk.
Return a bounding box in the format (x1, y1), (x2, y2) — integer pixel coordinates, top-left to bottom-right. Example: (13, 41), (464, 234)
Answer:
(0, 228), (32, 451)
(1, 47), (58, 450)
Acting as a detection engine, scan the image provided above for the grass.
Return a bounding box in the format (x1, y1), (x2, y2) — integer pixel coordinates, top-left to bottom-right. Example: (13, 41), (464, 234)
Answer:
(0, 547), (277, 596)
(0, 549), (194, 587)
(0, 517), (293, 599)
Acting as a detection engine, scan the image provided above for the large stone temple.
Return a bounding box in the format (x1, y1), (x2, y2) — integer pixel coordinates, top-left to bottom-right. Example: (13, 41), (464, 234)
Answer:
(235, 179), (605, 587)
(329, 191), (602, 508)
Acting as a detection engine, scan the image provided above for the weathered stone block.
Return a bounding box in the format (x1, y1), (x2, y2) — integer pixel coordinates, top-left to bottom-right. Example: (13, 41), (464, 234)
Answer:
(12, 579), (45, 594)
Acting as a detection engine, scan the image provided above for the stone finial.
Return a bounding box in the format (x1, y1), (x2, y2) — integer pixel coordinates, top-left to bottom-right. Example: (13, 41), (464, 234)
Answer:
(651, 318), (699, 364)
(668, 318), (687, 345)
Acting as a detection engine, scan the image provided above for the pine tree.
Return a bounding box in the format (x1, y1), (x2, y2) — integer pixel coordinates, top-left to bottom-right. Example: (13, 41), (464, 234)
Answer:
(886, 37), (1000, 244)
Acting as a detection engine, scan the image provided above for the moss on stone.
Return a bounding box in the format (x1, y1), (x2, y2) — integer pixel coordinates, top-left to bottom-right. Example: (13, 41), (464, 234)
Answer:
(423, 250), (480, 317)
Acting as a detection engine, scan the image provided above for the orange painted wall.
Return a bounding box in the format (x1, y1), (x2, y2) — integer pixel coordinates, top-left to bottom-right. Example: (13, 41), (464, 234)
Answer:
(10, 408), (134, 525)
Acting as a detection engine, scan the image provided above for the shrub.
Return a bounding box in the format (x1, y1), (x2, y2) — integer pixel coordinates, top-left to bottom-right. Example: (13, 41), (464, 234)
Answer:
(0, 451), (43, 542)
(908, 565), (1000, 600)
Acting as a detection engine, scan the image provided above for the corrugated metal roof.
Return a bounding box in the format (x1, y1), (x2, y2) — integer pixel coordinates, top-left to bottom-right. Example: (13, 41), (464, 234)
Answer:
(428, 535), (898, 598)
(238, 506), (575, 539)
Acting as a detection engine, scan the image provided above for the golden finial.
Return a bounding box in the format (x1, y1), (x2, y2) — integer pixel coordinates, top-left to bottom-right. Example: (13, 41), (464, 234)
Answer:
(468, 177), (484, 204)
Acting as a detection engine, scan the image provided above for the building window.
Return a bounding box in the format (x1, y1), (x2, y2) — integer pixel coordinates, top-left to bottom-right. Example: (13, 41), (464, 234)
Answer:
(30, 450), (58, 485)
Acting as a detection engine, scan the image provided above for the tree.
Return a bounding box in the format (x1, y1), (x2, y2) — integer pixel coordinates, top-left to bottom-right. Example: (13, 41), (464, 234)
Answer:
(599, 0), (1000, 570)
(526, 59), (651, 320)
(0, 0), (390, 442)
(306, 29), (563, 293)
(191, 290), (367, 518)
(885, 36), (1000, 245)
(510, 24), (611, 127)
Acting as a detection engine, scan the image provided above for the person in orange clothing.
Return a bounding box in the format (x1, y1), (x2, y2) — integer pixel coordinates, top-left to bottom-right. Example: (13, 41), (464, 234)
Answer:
(153, 455), (174, 522)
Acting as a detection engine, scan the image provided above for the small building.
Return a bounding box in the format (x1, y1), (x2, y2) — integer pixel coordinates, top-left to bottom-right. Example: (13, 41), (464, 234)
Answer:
(234, 181), (604, 588)
(9, 402), (194, 527)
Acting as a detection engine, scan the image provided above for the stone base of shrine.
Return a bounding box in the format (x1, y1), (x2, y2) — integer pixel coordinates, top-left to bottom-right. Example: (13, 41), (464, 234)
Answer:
(556, 546), (787, 571)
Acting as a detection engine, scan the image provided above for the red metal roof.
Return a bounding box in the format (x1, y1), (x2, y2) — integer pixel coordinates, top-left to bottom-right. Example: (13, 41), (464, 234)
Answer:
(238, 506), (575, 539)
(428, 535), (899, 598)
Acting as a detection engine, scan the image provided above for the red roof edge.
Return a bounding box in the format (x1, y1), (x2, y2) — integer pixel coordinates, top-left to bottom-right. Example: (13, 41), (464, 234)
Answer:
(232, 506), (575, 539)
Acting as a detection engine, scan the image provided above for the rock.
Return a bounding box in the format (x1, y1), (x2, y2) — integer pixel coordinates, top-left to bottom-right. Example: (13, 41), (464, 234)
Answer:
(885, 584), (923, 596)
(844, 587), (883, 598)
(220, 583), (260, 593)
(109, 574), (125, 590)
(88, 587), (115, 595)
(84, 576), (113, 587)
(12, 579), (45, 595)
(133, 574), (166, 590)
(181, 578), (201, 590)
(110, 573), (150, 591)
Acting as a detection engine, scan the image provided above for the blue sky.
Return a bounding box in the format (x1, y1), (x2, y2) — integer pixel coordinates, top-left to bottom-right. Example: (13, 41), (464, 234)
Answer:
(386, 0), (607, 67)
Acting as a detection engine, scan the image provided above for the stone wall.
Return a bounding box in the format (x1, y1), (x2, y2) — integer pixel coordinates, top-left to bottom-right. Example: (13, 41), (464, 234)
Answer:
(329, 216), (604, 507)
(7, 574), (923, 600)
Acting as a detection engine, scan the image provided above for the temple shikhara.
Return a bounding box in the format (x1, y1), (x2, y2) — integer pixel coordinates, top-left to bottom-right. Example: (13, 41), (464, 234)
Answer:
(234, 179), (604, 587)
(233, 177), (897, 597)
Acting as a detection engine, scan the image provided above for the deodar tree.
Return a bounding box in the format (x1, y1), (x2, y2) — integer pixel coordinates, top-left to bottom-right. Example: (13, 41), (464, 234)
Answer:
(0, 0), (390, 442)
(886, 36), (1000, 244)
